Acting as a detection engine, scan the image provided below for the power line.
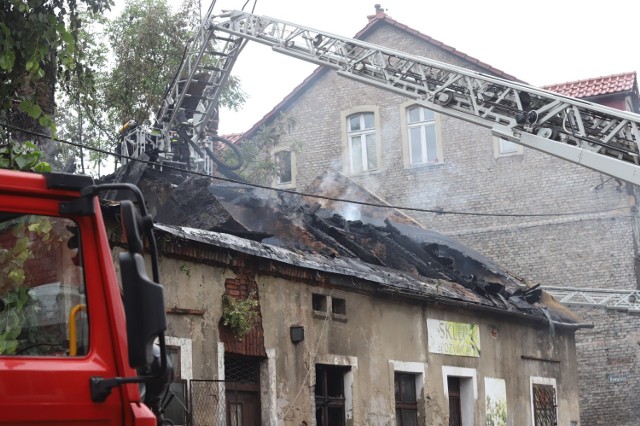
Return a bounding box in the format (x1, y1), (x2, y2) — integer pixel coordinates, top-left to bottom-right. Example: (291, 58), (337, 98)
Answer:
(1, 121), (634, 219)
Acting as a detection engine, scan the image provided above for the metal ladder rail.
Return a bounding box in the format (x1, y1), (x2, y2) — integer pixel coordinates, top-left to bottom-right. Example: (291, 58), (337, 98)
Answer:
(543, 286), (640, 313)
(157, 0), (219, 126)
(212, 10), (640, 185)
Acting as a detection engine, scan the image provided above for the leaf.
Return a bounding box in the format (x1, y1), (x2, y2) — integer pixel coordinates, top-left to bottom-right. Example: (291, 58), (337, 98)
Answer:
(34, 162), (51, 173)
(13, 155), (30, 170)
(27, 104), (42, 119)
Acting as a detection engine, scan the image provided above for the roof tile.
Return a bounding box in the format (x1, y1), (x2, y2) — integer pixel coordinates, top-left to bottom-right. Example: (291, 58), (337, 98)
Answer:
(544, 72), (637, 98)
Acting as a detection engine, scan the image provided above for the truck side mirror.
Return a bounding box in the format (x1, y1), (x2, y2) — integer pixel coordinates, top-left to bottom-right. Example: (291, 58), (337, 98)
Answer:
(119, 201), (167, 369)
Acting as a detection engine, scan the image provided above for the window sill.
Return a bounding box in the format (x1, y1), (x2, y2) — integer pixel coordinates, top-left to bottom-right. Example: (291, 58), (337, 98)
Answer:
(405, 161), (444, 170)
(345, 169), (382, 178)
(495, 152), (523, 159)
(274, 182), (296, 190)
(313, 310), (331, 319)
(332, 313), (348, 323)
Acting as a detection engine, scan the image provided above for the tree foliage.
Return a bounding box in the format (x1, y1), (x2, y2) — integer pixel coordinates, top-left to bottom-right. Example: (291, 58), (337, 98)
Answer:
(104, 0), (246, 128)
(233, 112), (298, 183)
(0, 0), (113, 168)
(0, 0), (113, 126)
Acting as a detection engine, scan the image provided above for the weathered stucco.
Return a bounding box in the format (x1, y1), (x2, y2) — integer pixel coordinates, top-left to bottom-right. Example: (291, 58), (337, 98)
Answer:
(133, 233), (580, 425)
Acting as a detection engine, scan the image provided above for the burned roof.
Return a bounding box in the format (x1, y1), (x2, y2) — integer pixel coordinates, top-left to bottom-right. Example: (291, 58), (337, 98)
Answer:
(133, 171), (584, 328)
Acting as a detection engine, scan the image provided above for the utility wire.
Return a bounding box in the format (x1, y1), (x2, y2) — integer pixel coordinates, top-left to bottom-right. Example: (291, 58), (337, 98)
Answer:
(1, 121), (633, 219)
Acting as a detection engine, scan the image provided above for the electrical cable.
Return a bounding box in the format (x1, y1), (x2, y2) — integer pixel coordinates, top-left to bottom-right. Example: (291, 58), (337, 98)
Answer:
(0, 121), (634, 219)
(279, 289), (334, 421)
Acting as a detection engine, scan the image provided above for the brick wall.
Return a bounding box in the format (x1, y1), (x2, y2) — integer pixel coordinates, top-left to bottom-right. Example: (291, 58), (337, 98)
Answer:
(266, 20), (640, 424)
(220, 273), (266, 357)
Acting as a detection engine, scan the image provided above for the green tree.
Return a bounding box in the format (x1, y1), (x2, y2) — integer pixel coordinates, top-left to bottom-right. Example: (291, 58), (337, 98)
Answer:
(104, 0), (246, 128)
(233, 112), (298, 183)
(0, 0), (113, 166)
(55, 12), (114, 175)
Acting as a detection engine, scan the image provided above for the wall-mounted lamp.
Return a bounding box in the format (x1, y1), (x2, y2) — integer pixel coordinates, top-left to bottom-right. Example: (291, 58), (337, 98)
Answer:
(290, 326), (304, 344)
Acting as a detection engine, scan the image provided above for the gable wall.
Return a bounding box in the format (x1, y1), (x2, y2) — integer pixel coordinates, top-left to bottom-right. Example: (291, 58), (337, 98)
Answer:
(268, 21), (640, 425)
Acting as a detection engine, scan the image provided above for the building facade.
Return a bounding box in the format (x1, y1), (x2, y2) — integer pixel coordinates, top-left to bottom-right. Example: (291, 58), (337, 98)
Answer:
(237, 9), (640, 425)
(109, 216), (583, 426)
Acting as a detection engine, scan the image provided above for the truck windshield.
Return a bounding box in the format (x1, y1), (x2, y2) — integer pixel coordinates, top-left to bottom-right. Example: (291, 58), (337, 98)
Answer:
(0, 214), (88, 356)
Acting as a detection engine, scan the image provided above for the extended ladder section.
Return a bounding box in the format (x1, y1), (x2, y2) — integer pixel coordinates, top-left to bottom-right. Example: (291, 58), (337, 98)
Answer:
(543, 287), (640, 313)
(212, 10), (640, 186)
(157, 2), (246, 136)
(120, 2), (247, 174)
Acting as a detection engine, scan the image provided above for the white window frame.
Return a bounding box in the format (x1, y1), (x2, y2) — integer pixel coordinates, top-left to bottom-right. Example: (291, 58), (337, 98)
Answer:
(442, 366), (477, 426)
(493, 136), (523, 157)
(400, 101), (443, 167)
(390, 360), (427, 424)
(165, 336), (193, 381)
(529, 376), (558, 426)
(315, 354), (358, 423)
(341, 106), (381, 175)
(271, 148), (296, 188)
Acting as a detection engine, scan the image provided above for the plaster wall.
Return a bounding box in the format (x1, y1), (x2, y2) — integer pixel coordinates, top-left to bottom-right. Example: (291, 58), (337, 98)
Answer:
(256, 274), (580, 426)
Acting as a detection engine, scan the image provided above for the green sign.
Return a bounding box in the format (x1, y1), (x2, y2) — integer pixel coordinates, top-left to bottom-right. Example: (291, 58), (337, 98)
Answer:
(427, 319), (480, 357)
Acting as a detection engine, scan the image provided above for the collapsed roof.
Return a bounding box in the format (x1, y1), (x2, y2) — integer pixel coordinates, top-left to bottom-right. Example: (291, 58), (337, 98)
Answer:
(104, 166), (585, 328)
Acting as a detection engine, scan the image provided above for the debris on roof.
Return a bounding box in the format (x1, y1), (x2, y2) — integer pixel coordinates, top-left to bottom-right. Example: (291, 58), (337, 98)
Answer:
(105, 166), (584, 327)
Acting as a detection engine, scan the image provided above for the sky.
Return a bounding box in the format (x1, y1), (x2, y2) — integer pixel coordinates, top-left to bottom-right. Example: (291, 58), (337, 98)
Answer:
(114, 0), (640, 134)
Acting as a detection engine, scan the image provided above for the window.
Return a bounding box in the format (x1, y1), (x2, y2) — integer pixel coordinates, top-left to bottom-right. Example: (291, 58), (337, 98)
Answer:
(347, 112), (377, 174)
(494, 136), (522, 157)
(442, 366), (477, 426)
(395, 373), (418, 426)
(163, 346), (187, 426)
(0, 214), (88, 356)
(273, 149), (295, 187)
(332, 297), (346, 315)
(407, 106), (439, 164)
(447, 377), (462, 426)
(532, 383), (557, 426)
(315, 364), (350, 426)
(499, 138), (519, 154)
(312, 293), (327, 312)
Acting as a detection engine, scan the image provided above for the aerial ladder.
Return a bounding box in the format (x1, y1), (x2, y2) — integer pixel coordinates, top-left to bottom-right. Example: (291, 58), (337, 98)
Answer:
(123, 7), (640, 311)
(208, 10), (640, 313)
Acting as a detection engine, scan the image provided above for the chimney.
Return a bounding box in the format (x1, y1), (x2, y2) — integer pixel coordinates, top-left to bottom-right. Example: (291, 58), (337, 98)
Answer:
(374, 4), (384, 14)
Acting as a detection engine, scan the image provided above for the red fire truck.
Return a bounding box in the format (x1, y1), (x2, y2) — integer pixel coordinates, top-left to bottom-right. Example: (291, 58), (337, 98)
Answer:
(0, 169), (169, 425)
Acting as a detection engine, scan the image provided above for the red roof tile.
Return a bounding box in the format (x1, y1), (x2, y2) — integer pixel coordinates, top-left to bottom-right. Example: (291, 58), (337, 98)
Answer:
(543, 72), (637, 98)
(220, 133), (244, 144)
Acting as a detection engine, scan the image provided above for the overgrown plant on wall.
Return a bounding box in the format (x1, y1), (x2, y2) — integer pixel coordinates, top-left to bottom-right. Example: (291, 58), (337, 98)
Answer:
(221, 291), (258, 340)
(232, 112), (300, 183)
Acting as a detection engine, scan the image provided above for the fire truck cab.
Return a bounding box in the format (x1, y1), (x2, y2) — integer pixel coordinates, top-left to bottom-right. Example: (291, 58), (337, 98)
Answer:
(0, 169), (167, 425)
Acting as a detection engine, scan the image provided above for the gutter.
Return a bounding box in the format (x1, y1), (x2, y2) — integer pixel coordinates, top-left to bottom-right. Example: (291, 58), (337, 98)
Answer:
(376, 287), (594, 331)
